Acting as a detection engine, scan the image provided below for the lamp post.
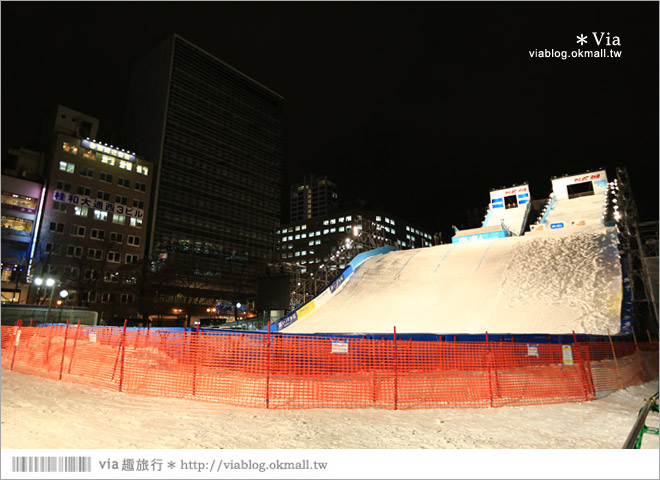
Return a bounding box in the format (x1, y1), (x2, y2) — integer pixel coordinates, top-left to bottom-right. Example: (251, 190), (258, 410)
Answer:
(35, 277), (56, 324)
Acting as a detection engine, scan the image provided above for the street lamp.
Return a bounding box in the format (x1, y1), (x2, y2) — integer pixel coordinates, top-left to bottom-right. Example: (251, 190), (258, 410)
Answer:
(34, 277), (57, 324)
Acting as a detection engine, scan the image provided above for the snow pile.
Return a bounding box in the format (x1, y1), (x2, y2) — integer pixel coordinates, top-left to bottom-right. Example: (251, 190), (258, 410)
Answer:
(282, 226), (623, 335)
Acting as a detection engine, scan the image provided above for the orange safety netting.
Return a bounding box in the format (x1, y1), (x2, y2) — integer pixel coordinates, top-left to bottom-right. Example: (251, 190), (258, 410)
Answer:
(1, 325), (658, 409)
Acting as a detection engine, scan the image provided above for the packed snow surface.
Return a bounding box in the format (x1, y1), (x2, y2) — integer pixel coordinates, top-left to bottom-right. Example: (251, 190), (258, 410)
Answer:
(284, 194), (622, 335)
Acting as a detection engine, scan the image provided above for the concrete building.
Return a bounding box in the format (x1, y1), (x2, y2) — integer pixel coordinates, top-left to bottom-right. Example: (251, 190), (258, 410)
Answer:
(33, 132), (153, 320)
(123, 34), (284, 319)
(290, 174), (338, 222)
(1, 174), (45, 303)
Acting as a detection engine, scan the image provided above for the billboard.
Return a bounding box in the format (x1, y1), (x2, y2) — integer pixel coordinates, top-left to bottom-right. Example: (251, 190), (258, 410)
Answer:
(551, 170), (608, 200)
(489, 184), (530, 210)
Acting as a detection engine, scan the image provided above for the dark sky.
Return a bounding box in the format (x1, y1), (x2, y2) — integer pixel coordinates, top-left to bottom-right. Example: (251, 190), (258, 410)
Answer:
(2, 2), (658, 237)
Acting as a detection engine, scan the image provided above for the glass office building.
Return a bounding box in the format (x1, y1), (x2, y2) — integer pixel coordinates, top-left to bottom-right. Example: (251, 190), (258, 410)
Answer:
(124, 34), (283, 308)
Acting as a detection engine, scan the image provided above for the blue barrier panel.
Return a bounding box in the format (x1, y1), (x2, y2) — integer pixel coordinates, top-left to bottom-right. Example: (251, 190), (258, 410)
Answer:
(451, 230), (507, 244)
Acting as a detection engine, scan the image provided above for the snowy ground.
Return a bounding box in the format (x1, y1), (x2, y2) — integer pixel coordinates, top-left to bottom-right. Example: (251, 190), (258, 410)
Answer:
(1, 370), (658, 479)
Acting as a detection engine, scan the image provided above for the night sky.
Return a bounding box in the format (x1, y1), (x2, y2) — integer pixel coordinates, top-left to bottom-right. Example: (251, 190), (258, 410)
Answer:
(2, 2), (658, 238)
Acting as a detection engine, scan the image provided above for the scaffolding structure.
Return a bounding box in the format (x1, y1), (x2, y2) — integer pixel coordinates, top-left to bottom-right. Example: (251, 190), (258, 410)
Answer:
(615, 166), (659, 333)
(286, 218), (399, 310)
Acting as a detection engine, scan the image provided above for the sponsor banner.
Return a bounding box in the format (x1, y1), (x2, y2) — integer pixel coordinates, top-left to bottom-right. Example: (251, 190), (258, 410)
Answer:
(489, 184), (531, 211)
(296, 300), (316, 319)
(329, 273), (346, 294)
(570, 219), (586, 226)
(331, 340), (349, 353)
(551, 170), (608, 200)
(562, 345), (574, 366)
(550, 222), (565, 229)
(452, 230), (507, 244)
(277, 311), (298, 331)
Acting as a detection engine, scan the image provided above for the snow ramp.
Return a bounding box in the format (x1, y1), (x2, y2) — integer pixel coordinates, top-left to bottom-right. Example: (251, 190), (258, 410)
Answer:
(281, 226), (623, 335)
(281, 172), (625, 336)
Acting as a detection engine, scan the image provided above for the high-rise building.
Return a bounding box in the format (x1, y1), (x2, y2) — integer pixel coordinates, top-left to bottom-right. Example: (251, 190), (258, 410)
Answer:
(123, 34), (284, 315)
(290, 174), (338, 222)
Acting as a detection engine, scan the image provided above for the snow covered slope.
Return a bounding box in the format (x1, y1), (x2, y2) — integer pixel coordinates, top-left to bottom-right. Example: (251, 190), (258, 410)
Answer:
(282, 223), (622, 335)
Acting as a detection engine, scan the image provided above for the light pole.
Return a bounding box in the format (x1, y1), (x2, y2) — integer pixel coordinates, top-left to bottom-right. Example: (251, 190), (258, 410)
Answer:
(35, 277), (56, 324)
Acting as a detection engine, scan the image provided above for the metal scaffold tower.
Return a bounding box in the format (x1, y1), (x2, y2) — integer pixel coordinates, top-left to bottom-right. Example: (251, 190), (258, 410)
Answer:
(615, 166), (659, 334)
(287, 217), (399, 310)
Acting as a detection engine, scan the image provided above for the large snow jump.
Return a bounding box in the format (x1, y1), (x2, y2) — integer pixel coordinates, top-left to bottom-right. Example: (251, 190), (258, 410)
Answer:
(280, 170), (626, 336)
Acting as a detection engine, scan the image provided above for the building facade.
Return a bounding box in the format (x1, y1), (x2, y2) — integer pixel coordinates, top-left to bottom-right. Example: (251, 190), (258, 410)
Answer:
(1, 174), (45, 303)
(290, 174), (338, 222)
(33, 133), (153, 320)
(123, 34), (284, 318)
(279, 202), (435, 274)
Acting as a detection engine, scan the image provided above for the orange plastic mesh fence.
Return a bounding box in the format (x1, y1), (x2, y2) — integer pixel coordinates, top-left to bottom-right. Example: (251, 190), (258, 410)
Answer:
(2, 326), (658, 410)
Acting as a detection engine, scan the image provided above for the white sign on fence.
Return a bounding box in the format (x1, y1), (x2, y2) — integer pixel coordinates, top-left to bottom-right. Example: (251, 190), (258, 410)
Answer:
(89, 332), (97, 343)
(527, 344), (539, 357)
(331, 340), (348, 353)
(562, 345), (574, 365)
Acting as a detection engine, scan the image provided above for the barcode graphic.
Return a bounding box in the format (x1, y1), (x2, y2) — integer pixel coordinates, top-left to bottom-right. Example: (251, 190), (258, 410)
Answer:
(12, 456), (92, 473)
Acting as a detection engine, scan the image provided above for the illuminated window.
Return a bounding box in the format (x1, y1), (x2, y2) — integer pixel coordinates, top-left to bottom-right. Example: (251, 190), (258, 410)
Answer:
(130, 217), (143, 228)
(73, 206), (88, 217)
(1, 215), (33, 236)
(113, 214), (126, 225)
(1, 192), (37, 212)
(93, 209), (108, 221)
(83, 149), (96, 160)
(59, 161), (75, 173)
(62, 142), (78, 155)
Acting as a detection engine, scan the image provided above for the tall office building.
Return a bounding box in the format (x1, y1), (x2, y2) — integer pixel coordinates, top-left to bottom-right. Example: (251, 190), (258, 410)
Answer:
(289, 174), (338, 222)
(124, 34), (284, 312)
